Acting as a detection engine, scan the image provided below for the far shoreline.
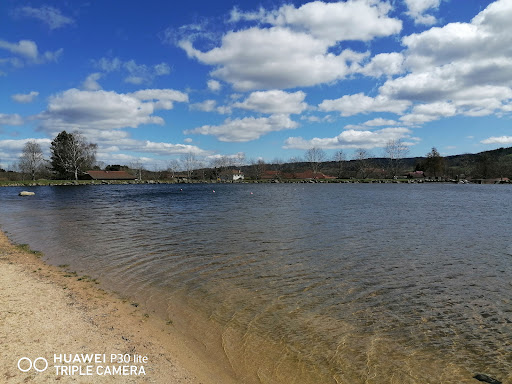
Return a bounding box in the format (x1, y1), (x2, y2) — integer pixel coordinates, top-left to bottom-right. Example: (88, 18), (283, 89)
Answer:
(1, 177), (510, 188)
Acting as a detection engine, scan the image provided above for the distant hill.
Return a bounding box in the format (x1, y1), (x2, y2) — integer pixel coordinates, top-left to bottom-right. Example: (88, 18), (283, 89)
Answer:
(238, 146), (512, 180)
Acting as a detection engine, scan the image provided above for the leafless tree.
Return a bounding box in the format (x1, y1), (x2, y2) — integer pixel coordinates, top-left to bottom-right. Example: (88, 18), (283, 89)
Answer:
(384, 139), (409, 178)
(167, 159), (180, 178)
(19, 140), (45, 180)
(353, 148), (373, 179)
(304, 147), (326, 175)
(181, 152), (198, 179)
(332, 150), (346, 178)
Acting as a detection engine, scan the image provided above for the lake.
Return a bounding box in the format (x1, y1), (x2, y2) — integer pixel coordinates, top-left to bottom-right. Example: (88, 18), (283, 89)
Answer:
(1, 183), (510, 383)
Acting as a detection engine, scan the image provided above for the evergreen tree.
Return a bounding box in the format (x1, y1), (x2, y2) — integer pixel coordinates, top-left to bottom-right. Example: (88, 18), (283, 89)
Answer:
(50, 131), (97, 180)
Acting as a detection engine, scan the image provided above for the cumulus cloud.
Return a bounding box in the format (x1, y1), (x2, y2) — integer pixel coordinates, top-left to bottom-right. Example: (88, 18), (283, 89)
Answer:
(12, 5), (74, 30)
(363, 118), (399, 126)
(207, 79), (222, 91)
(359, 52), (405, 77)
(0, 138), (52, 164)
(284, 127), (415, 150)
(0, 39), (62, 67)
(178, 1), (401, 90)
(321, 1), (512, 125)
(399, 101), (457, 125)
(185, 114), (298, 142)
(11, 91), (39, 103)
(0, 113), (24, 127)
(36, 88), (188, 134)
(230, 1), (402, 42)
(233, 90), (308, 114)
(190, 100), (217, 112)
(180, 28), (368, 91)
(481, 136), (512, 145)
(404, 0), (440, 25)
(319, 93), (411, 116)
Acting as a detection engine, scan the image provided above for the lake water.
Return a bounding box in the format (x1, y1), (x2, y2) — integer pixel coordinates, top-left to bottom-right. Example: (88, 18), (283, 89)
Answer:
(0, 183), (511, 383)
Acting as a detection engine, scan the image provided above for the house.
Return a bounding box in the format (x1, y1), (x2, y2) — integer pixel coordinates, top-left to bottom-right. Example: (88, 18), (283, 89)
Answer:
(407, 171), (425, 179)
(83, 170), (136, 180)
(219, 169), (245, 182)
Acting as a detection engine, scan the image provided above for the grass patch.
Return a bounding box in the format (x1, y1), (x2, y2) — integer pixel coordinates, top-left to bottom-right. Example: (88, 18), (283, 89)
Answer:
(15, 243), (43, 257)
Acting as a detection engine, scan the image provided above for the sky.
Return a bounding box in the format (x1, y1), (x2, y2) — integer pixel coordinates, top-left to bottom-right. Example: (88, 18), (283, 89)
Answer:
(1, 0), (512, 169)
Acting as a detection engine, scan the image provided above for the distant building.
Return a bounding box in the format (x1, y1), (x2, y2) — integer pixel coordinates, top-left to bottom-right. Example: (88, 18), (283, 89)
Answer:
(83, 170), (136, 180)
(220, 169), (244, 182)
(407, 171), (425, 179)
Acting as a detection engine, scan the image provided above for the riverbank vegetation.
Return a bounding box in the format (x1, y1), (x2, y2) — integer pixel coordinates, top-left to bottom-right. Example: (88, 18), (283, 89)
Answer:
(2, 132), (512, 184)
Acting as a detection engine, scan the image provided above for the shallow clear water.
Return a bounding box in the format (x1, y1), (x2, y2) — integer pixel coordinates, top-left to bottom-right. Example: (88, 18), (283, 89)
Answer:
(1, 183), (511, 383)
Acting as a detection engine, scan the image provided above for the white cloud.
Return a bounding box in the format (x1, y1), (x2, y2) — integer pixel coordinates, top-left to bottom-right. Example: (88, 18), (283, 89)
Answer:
(404, 0), (440, 25)
(0, 39), (38, 59)
(11, 91), (39, 103)
(207, 79), (222, 91)
(82, 73), (103, 91)
(13, 5), (74, 30)
(284, 127), (415, 150)
(154, 63), (171, 76)
(180, 27), (368, 90)
(0, 113), (24, 126)
(178, 1), (402, 90)
(481, 136), (512, 145)
(185, 114), (298, 142)
(319, 93), (411, 116)
(363, 118), (398, 126)
(0, 39), (62, 67)
(359, 52), (405, 77)
(336, 0), (512, 125)
(231, 1), (402, 42)
(92, 58), (171, 85)
(0, 138), (52, 164)
(94, 57), (122, 72)
(190, 100), (217, 112)
(233, 90), (307, 114)
(399, 101), (457, 125)
(36, 88), (188, 134)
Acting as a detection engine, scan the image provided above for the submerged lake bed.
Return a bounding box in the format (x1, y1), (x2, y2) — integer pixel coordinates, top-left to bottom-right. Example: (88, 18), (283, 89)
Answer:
(1, 183), (511, 383)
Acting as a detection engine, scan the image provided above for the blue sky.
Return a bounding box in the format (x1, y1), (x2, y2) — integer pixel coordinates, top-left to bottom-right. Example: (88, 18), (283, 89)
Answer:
(1, 0), (511, 169)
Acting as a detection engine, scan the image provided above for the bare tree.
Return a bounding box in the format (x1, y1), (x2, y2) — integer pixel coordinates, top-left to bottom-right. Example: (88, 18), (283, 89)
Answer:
(19, 140), (45, 180)
(234, 152), (246, 168)
(353, 148), (373, 179)
(384, 139), (409, 178)
(332, 150), (346, 179)
(271, 157), (284, 180)
(167, 159), (180, 178)
(181, 152), (198, 179)
(304, 147), (326, 175)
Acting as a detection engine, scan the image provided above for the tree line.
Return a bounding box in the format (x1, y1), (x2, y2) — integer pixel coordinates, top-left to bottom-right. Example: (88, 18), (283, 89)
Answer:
(15, 131), (97, 181)
(5, 134), (512, 182)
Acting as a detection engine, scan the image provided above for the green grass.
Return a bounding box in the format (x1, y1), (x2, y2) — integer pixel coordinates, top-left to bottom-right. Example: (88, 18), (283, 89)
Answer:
(15, 243), (43, 257)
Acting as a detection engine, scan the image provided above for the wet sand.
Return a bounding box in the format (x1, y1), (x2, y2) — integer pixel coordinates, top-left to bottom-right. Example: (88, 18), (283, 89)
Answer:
(0, 231), (238, 383)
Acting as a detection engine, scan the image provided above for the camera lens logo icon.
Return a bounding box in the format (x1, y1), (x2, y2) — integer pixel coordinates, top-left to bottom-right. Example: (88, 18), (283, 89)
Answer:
(17, 357), (48, 372)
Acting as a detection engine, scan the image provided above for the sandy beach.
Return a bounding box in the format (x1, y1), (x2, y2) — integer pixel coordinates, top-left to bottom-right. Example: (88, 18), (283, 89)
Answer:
(0, 231), (238, 383)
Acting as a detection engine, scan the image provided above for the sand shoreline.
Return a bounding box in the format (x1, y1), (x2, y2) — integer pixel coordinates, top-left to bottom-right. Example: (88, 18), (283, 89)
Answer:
(0, 231), (238, 383)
